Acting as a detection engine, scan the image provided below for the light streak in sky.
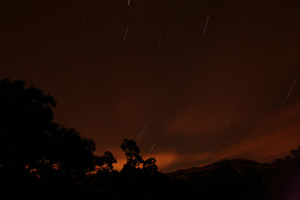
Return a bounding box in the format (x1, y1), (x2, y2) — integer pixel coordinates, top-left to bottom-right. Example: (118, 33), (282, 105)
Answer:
(287, 78), (297, 98)
(226, 108), (235, 125)
(137, 125), (148, 140)
(146, 142), (157, 157)
(156, 37), (162, 52)
(208, 79), (216, 98)
(123, 26), (129, 40)
(203, 16), (210, 35)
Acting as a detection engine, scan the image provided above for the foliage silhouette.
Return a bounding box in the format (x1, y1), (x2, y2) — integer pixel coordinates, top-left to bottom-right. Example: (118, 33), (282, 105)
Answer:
(0, 79), (56, 173)
(0, 78), (97, 199)
(142, 157), (158, 175)
(121, 139), (143, 168)
(46, 123), (96, 177)
(0, 79), (96, 178)
(95, 151), (117, 172)
(120, 139), (158, 177)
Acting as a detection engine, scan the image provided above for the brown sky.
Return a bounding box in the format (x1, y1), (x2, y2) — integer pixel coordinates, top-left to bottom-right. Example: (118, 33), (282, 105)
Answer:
(1, 0), (300, 172)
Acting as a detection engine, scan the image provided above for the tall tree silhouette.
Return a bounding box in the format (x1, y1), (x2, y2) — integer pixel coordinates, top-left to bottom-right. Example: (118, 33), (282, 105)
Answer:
(0, 79), (56, 175)
(0, 78), (96, 178)
(121, 139), (143, 168)
(120, 139), (158, 176)
(120, 139), (144, 176)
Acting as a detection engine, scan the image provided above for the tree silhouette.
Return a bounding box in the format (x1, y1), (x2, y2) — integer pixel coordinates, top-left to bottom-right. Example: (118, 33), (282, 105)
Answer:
(95, 151), (117, 172)
(142, 157), (158, 175)
(120, 139), (158, 177)
(46, 123), (96, 177)
(0, 78), (96, 178)
(290, 145), (300, 158)
(0, 79), (56, 175)
(120, 139), (143, 170)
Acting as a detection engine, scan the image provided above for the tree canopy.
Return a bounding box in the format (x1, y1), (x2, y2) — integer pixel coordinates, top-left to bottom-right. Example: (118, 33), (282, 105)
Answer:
(0, 79), (96, 177)
(120, 139), (158, 176)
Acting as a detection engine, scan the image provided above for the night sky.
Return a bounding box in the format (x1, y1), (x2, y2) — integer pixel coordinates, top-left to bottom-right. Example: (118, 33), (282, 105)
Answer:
(1, 0), (300, 172)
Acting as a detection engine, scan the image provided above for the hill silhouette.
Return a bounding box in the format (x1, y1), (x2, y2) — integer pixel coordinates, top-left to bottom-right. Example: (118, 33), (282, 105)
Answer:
(168, 159), (274, 200)
(1, 78), (300, 200)
(168, 159), (273, 181)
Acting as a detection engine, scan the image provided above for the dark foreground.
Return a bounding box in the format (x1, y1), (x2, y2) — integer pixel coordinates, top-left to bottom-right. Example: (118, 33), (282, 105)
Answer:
(1, 157), (300, 200)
